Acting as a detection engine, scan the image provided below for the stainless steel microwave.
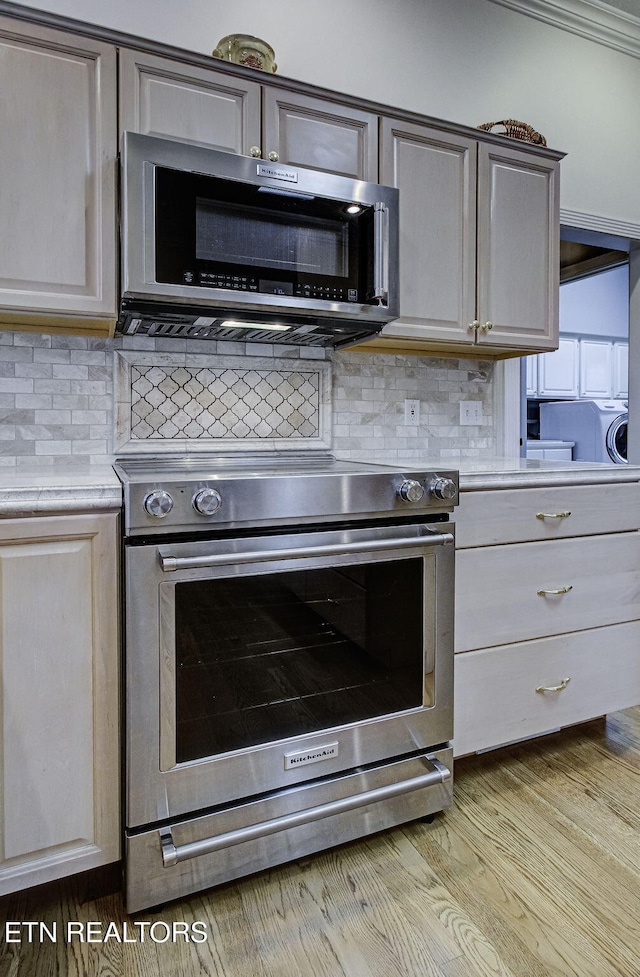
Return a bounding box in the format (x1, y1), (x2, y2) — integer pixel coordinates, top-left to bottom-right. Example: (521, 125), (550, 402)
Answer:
(117, 132), (399, 348)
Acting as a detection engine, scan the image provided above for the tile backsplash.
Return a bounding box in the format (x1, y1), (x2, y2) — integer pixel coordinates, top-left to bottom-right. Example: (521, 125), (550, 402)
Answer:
(0, 330), (495, 467)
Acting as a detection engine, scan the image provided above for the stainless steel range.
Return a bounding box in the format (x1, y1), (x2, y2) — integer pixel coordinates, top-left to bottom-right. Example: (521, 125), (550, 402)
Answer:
(114, 452), (458, 912)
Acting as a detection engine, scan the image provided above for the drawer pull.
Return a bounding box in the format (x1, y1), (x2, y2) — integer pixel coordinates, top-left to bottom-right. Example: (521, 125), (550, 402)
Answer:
(536, 677), (571, 694)
(537, 585), (573, 596)
(536, 511), (571, 520)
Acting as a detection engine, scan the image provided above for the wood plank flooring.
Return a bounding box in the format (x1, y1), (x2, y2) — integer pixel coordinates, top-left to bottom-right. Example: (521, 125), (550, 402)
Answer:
(2, 707), (640, 977)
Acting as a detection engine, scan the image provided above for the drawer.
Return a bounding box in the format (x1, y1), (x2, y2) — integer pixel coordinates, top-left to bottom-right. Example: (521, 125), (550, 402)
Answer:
(455, 482), (639, 548)
(455, 532), (640, 652)
(453, 621), (640, 756)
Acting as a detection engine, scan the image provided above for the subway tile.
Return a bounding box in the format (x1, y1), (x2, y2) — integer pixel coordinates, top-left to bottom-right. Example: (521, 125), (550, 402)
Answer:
(35, 441), (72, 455)
(0, 332), (497, 464)
(71, 350), (108, 366)
(13, 332), (51, 348)
(15, 394), (51, 409)
(33, 348), (71, 364)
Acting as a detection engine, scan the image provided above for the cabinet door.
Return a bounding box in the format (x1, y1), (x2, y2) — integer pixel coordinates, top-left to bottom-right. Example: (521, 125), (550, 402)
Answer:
(261, 88), (378, 179)
(119, 48), (261, 153)
(613, 341), (629, 398)
(0, 514), (119, 895)
(537, 337), (579, 397)
(0, 19), (117, 327)
(525, 355), (538, 396)
(378, 118), (477, 347)
(476, 143), (559, 351)
(579, 339), (613, 397)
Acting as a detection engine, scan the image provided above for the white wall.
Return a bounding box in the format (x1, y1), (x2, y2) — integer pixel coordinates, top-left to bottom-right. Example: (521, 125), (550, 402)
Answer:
(560, 264), (630, 339)
(11, 0), (640, 226)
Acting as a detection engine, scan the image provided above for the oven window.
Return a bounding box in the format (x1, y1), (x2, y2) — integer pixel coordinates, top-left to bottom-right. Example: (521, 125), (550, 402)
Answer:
(173, 559), (425, 762)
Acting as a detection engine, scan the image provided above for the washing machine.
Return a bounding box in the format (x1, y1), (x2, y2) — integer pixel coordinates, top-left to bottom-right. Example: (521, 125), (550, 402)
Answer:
(539, 399), (628, 464)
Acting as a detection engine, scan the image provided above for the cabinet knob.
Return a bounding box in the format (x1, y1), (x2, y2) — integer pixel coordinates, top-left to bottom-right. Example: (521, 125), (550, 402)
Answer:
(267, 150), (280, 162)
(480, 321), (493, 331)
(249, 146), (262, 158)
(468, 320), (480, 332)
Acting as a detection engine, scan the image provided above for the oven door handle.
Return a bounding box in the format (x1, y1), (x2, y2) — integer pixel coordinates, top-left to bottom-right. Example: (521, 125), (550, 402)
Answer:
(159, 530), (454, 572)
(159, 756), (451, 867)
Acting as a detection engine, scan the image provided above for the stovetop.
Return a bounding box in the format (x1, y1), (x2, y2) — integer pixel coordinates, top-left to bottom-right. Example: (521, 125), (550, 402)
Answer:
(113, 452), (459, 537)
(114, 451), (389, 480)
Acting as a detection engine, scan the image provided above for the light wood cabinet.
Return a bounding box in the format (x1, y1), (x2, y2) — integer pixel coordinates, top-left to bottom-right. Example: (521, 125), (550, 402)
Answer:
(119, 48), (261, 154)
(0, 17), (117, 336)
(0, 9), (562, 348)
(0, 513), (120, 895)
(474, 143), (559, 352)
(453, 479), (640, 756)
(261, 88), (378, 180)
(376, 119), (477, 347)
(370, 118), (561, 358)
(120, 49), (378, 179)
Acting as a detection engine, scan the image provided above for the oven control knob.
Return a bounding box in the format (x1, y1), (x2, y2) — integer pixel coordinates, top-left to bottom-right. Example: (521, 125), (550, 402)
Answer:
(429, 477), (457, 501)
(399, 479), (425, 503)
(143, 489), (174, 518)
(192, 487), (223, 516)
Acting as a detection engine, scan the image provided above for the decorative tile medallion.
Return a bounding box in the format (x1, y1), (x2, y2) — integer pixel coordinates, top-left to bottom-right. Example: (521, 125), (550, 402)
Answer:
(114, 351), (332, 453)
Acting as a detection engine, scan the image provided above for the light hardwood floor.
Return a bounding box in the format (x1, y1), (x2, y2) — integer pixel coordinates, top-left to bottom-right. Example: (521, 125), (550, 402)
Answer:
(2, 706), (640, 977)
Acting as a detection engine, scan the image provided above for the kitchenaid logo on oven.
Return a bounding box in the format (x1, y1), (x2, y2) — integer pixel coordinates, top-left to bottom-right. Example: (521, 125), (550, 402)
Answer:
(284, 742), (339, 770)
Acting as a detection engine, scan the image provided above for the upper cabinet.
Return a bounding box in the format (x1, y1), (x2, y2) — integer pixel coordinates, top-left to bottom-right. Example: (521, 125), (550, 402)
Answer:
(0, 10), (562, 349)
(119, 49), (261, 154)
(369, 117), (561, 358)
(475, 143), (559, 353)
(377, 119), (478, 348)
(0, 17), (117, 335)
(260, 88), (378, 180)
(119, 49), (378, 180)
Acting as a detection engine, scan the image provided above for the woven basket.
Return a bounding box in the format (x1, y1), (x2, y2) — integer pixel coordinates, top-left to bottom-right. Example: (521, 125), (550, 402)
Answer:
(477, 119), (547, 146)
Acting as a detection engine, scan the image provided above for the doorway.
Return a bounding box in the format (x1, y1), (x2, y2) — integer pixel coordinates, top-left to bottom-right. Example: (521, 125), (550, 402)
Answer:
(519, 224), (634, 462)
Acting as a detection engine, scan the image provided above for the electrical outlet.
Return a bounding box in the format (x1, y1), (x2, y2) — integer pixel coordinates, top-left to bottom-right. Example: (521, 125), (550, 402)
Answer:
(460, 401), (483, 425)
(404, 399), (420, 425)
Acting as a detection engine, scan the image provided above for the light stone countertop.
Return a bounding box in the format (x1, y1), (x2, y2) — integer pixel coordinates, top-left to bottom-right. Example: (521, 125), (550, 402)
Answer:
(0, 465), (122, 517)
(455, 457), (640, 491)
(0, 456), (639, 518)
(385, 455), (640, 492)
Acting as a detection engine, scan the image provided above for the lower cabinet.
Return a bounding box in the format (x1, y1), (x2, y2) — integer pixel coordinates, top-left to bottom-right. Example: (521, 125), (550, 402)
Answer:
(454, 622), (640, 756)
(453, 479), (640, 756)
(0, 513), (120, 894)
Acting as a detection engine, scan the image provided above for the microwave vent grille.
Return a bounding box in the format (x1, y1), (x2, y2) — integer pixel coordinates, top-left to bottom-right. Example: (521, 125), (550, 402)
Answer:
(118, 308), (379, 349)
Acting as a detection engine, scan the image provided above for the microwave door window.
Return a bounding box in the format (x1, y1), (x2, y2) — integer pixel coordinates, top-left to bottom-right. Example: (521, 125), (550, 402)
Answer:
(154, 166), (372, 301)
(196, 200), (348, 278)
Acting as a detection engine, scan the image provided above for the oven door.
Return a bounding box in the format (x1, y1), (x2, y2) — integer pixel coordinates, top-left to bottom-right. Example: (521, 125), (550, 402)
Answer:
(125, 521), (454, 830)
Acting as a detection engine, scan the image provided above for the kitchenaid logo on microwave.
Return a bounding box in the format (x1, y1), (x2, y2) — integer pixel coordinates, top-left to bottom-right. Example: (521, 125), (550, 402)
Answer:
(284, 742), (339, 770)
(257, 162), (298, 183)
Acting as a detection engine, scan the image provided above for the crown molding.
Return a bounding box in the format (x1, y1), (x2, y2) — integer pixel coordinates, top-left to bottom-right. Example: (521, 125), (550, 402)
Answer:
(560, 208), (640, 243)
(487, 0), (640, 59)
